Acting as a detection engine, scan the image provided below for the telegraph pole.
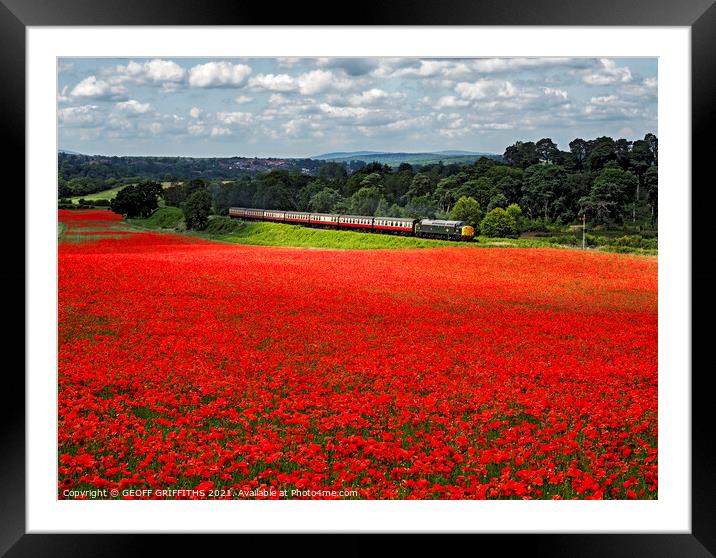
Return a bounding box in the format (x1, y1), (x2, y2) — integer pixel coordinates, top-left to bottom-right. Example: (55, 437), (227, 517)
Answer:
(582, 212), (586, 250)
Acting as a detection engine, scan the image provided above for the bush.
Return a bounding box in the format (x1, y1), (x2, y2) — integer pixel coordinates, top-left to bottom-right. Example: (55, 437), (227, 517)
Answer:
(450, 196), (483, 230)
(546, 234), (579, 246)
(182, 190), (213, 230)
(479, 208), (519, 238)
(204, 216), (245, 235)
(137, 206), (184, 229)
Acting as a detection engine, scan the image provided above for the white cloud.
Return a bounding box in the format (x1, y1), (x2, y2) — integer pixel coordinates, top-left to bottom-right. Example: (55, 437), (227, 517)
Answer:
(543, 87), (568, 99)
(216, 111), (253, 126)
(189, 107), (202, 119)
(590, 95), (618, 105)
(189, 62), (252, 88)
(581, 59), (632, 85)
(435, 95), (470, 109)
(347, 88), (403, 106)
(455, 79), (517, 100)
(234, 95), (253, 104)
(210, 127), (232, 137)
(249, 70), (353, 95)
(115, 99), (151, 114)
(144, 59), (185, 82)
(296, 70), (336, 94)
(107, 59), (186, 85)
(376, 59), (471, 79)
(187, 123), (206, 136)
(58, 104), (101, 126)
(317, 103), (371, 119)
(70, 76), (127, 100)
(249, 73), (296, 92)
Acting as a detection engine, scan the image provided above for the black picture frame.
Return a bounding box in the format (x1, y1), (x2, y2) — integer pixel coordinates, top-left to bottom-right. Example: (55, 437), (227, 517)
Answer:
(8, 0), (713, 555)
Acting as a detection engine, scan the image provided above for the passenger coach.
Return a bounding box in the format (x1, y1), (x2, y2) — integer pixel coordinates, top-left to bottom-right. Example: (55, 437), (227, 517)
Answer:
(228, 207), (474, 241)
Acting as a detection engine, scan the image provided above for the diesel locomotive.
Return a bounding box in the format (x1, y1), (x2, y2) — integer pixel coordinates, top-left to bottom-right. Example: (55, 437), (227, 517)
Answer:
(229, 207), (475, 241)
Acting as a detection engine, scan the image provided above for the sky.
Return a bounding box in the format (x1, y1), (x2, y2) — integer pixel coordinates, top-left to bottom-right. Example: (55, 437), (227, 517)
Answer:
(57, 57), (657, 158)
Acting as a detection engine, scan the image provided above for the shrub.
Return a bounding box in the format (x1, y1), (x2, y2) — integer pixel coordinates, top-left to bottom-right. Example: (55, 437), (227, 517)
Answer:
(449, 196), (483, 231)
(182, 190), (213, 230)
(204, 216), (245, 235)
(479, 207), (519, 238)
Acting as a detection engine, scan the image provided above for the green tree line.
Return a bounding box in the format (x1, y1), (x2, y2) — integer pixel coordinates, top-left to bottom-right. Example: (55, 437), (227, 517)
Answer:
(104, 133), (657, 234)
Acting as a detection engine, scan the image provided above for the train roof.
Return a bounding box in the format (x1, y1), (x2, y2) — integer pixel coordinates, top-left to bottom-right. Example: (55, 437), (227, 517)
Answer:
(419, 219), (466, 226)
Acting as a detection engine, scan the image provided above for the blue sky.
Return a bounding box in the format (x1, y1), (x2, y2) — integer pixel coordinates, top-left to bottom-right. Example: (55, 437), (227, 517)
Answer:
(58, 57), (657, 158)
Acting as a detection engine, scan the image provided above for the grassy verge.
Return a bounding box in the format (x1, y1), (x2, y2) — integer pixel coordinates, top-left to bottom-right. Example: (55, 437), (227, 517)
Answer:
(124, 207), (656, 255)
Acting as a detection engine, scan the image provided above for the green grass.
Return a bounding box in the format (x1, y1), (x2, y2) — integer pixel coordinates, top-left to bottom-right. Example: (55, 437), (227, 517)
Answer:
(127, 206), (184, 229)
(123, 208), (656, 255)
(216, 222), (469, 249)
(70, 185), (126, 204)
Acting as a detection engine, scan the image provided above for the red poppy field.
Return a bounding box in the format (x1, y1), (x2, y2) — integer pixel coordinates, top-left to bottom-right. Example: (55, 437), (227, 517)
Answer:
(58, 210), (657, 500)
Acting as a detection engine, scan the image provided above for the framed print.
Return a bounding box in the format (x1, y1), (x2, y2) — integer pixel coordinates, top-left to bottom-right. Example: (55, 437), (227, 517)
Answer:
(9, 0), (713, 555)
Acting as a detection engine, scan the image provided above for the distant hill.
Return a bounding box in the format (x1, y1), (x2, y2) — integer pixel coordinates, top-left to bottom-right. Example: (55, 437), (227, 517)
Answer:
(311, 151), (386, 160)
(310, 150), (501, 166)
(58, 149), (83, 155)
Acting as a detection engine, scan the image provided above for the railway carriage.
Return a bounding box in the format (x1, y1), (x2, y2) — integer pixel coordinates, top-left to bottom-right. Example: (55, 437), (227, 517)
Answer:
(284, 211), (311, 224)
(228, 207), (248, 219)
(309, 213), (340, 227)
(373, 217), (417, 235)
(228, 207), (474, 241)
(263, 210), (286, 222)
(338, 215), (374, 229)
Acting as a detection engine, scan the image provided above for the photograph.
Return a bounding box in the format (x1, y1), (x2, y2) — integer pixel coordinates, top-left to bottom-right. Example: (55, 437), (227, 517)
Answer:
(56, 55), (659, 502)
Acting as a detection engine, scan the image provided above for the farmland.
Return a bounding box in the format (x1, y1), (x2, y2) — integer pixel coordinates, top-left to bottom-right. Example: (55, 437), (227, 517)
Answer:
(58, 210), (657, 500)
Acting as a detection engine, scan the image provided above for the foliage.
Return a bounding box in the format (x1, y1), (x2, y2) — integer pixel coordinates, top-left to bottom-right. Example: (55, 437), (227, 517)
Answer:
(480, 207), (519, 238)
(204, 216), (246, 235)
(579, 168), (638, 225)
(450, 196), (483, 230)
(182, 189), (213, 230)
(129, 206), (184, 229)
(309, 188), (342, 213)
(110, 180), (163, 218)
(61, 133), (658, 230)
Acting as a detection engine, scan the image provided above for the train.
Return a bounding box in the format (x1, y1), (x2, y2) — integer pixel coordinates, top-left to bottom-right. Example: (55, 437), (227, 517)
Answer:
(228, 207), (475, 241)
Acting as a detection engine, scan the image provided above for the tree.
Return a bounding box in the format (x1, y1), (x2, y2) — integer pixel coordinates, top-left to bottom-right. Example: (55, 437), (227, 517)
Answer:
(505, 203), (523, 228)
(457, 177), (497, 209)
(487, 193), (508, 211)
(480, 208), (519, 238)
(503, 141), (540, 168)
(347, 186), (385, 216)
(434, 176), (461, 213)
(110, 180), (163, 218)
(644, 166), (658, 225)
(536, 138), (560, 164)
(579, 167), (637, 225)
(310, 188), (342, 213)
(614, 138), (633, 170)
(405, 173), (436, 200)
(521, 164), (567, 221)
(449, 196), (483, 230)
(569, 138), (589, 171)
(296, 180), (326, 211)
(404, 195), (437, 219)
(318, 162), (347, 180)
(585, 136), (616, 172)
(183, 189), (213, 230)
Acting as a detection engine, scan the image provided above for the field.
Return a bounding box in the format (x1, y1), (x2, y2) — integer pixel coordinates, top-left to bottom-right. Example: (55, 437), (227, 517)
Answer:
(58, 210), (658, 500)
(69, 185), (126, 204)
